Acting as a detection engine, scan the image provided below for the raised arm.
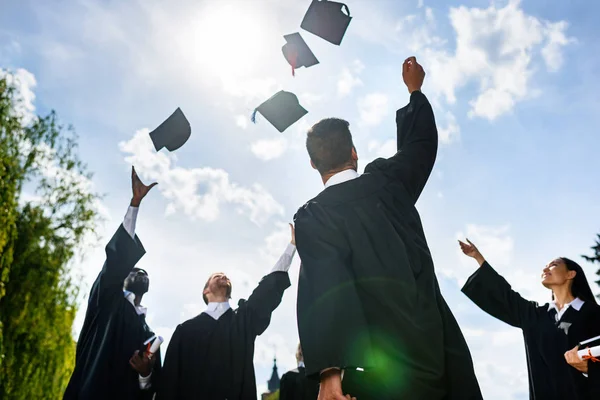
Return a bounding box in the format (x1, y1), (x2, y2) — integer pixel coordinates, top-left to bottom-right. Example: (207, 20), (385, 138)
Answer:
(459, 239), (538, 328)
(88, 166), (157, 307)
(366, 57), (437, 203)
(242, 224), (295, 336)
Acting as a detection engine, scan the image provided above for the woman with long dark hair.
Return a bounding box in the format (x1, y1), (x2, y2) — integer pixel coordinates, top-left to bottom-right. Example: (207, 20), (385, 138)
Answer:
(459, 239), (600, 399)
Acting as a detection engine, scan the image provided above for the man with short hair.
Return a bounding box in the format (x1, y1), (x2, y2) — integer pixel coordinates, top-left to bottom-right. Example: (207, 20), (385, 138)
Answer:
(294, 57), (482, 400)
(64, 167), (161, 400)
(159, 225), (296, 399)
(280, 344), (319, 400)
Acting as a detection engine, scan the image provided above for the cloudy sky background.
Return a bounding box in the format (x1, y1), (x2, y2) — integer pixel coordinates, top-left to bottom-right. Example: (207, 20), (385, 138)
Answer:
(2, 0), (600, 398)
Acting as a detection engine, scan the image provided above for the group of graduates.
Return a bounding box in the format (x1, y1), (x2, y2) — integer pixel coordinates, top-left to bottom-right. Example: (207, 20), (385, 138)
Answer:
(63, 57), (600, 400)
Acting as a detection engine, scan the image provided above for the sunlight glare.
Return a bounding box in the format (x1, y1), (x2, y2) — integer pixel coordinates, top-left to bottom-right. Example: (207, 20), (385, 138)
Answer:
(191, 3), (268, 79)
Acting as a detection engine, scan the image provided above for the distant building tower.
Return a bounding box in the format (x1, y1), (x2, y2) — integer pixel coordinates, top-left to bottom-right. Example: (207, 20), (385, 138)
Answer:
(268, 357), (280, 392)
(261, 357), (281, 399)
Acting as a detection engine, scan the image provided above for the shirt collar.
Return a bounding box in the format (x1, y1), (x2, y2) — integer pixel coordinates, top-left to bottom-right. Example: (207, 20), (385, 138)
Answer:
(324, 169), (359, 189)
(203, 301), (231, 320)
(123, 290), (147, 316)
(548, 297), (584, 313)
(298, 361), (305, 368)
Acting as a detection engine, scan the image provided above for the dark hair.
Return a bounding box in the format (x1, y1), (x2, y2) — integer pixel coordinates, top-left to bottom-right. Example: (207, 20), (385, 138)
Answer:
(306, 118), (354, 175)
(559, 257), (598, 304)
(202, 274), (232, 305)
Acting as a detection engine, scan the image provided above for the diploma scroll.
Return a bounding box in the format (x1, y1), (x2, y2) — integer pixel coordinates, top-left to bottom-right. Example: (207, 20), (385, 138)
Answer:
(148, 336), (163, 356)
(577, 345), (600, 362)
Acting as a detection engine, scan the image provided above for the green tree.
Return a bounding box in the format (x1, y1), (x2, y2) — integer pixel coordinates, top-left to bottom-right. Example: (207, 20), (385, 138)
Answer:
(0, 73), (100, 398)
(583, 233), (600, 300)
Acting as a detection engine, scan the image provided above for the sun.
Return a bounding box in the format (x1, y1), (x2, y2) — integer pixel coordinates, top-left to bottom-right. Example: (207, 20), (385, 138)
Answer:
(190, 2), (269, 79)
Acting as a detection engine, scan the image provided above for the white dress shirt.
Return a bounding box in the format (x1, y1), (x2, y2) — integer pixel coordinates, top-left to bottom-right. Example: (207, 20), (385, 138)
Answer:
(121, 206), (152, 389)
(324, 169), (359, 189)
(547, 297), (584, 322)
(203, 242), (297, 320)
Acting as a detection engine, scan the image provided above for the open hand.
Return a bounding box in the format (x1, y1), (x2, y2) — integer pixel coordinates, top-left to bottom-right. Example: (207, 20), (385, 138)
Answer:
(458, 239), (486, 266)
(131, 166), (157, 207)
(565, 345), (588, 373)
(129, 350), (155, 377)
(402, 56), (425, 94)
(290, 223), (296, 246)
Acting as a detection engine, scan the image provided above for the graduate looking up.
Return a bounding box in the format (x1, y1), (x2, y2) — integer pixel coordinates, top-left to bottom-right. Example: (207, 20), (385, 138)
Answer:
(279, 344), (320, 400)
(64, 167), (161, 400)
(459, 239), (600, 400)
(293, 56), (482, 400)
(158, 224), (296, 400)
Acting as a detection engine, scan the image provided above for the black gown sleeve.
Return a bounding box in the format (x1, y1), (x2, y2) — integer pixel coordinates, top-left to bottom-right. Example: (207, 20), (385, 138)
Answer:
(462, 261), (538, 328)
(157, 325), (183, 399)
(295, 211), (373, 378)
(366, 90), (438, 203)
(88, 224), (146, 308)
(242, 271), (291, 336)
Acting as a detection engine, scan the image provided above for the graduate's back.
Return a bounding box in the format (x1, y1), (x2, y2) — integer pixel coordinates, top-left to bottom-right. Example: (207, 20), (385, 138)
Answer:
(294, 90), (482, 400)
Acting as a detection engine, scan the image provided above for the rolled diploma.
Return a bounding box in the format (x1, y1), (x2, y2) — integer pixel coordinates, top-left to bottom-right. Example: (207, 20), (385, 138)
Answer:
(148, 336), (164, 355)
(577, 345), (600, 360)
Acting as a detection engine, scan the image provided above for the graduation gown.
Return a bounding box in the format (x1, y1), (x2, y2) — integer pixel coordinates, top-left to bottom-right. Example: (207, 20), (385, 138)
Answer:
(462, 261), (600, 400)
(158, 271), (291, 400)
(294, 91), (482, 400)
(63, 225), (161, 400)
(279, 367), (319, 400)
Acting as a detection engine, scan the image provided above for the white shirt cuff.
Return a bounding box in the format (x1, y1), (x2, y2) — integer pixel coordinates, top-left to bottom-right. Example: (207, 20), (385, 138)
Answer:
(270, 243), (296, 273)
(139, 371), (152, 389)
(123, 206), (139, 239)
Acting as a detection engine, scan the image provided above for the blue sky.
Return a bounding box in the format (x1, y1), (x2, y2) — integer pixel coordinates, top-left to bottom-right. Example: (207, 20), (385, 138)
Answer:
(2, 0), (600, 398)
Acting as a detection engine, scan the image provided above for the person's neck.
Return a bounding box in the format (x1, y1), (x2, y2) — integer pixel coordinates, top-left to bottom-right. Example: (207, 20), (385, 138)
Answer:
(321, 165), (356, 186)
(553, 286), (575, 310)
(208, 296), (228, 304)
(134, 294), (143, 306)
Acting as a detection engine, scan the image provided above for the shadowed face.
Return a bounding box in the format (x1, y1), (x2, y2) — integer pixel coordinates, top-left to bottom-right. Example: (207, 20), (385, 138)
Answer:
(541, 258), (575, 288)
(124, 268), (149, 296)
(203, 272), (232, 304)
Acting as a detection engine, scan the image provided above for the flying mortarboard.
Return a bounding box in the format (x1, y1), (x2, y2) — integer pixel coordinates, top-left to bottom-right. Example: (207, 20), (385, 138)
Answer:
(300, 0), (352, 46)
(282, 32), (319, 76)
(251, 91), (308, 133)
(149, 107), (191, 152)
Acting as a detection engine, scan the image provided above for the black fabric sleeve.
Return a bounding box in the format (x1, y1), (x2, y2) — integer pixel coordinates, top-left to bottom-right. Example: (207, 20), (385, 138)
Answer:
(366, 91), (438, 203)
(461, 261), (538, 329)
(242, 271), (291, 336)
(295, 211), (373, 378)
(88, 224), (146, 308)
(156, 325), (182, 399)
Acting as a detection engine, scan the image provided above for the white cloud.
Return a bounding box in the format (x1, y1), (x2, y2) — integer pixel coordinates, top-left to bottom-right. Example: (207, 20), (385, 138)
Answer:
(299, 92), (324, 107)
(235, 115), (248, 130)
(250, 137), (288, 161)
(438, 111), (460, 144)
(1, 68), (37, 126)
(358, 93), (389, 126)
(119, 129), (284, 226)
(541, 21), (575, 72)
(337, 67), (363, 97)
(417, 0), (424, 8)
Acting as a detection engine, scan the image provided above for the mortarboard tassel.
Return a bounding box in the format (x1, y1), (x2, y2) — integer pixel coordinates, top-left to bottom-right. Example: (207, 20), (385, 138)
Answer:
(290, 50), (297, 77)
(251, 109), (258, 124)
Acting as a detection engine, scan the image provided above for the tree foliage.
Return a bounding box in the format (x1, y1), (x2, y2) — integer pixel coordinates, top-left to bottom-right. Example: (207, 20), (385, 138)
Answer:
(0, 73), (100, 398)
(583, 233), (600, 300)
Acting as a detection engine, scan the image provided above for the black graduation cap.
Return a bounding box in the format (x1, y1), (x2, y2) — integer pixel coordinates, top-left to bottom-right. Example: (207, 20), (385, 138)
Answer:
(300, 0), (352, 46)
(149, 107), (191, 152)
(251, 91), (308, 133)
(282, 33), (319, 76)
